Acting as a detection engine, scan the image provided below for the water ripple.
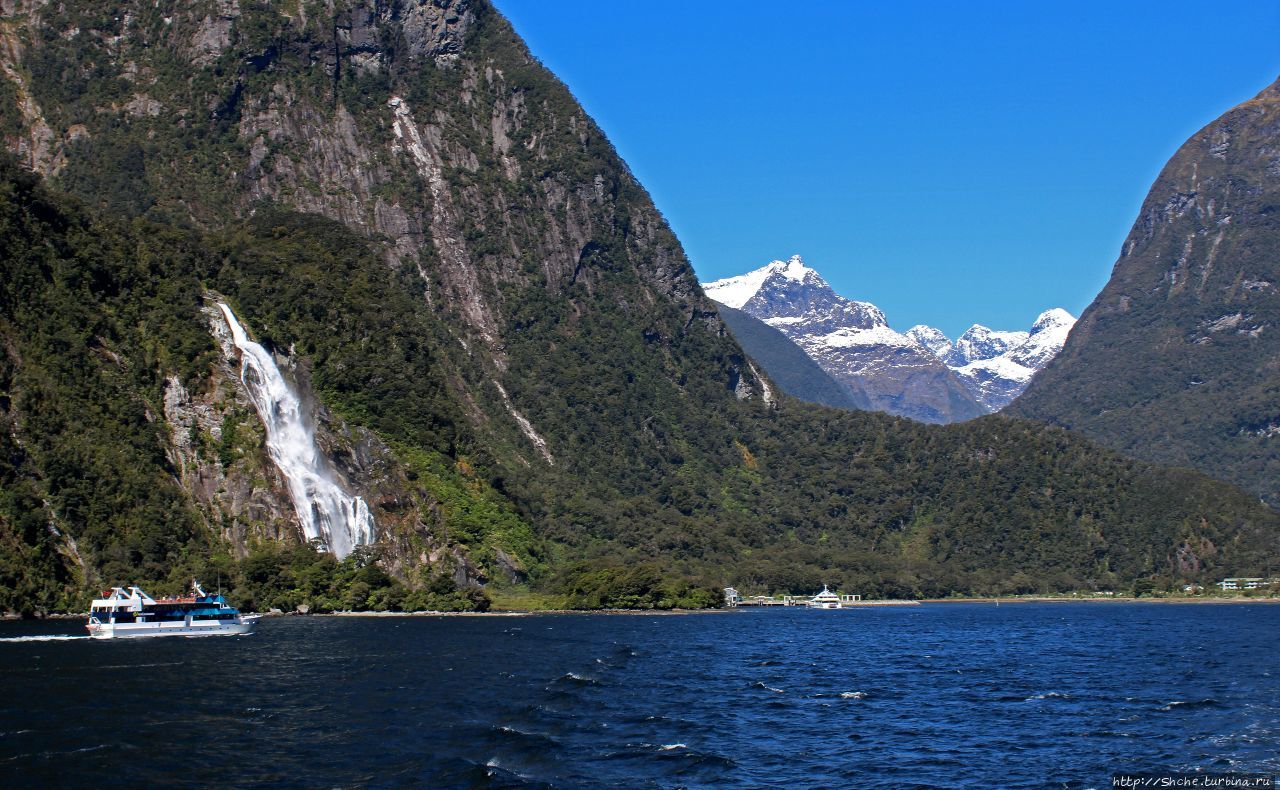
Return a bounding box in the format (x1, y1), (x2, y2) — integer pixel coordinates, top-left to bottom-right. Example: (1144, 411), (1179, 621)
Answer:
(0, 605), (1276, 786)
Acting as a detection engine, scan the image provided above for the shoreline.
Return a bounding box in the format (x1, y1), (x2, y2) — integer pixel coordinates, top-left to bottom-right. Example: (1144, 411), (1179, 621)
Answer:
(316, 596), (1280, 616)
(312, 608), (735, 617)
(8, 596), (1277, 621)
(918, 596), (1280, 605)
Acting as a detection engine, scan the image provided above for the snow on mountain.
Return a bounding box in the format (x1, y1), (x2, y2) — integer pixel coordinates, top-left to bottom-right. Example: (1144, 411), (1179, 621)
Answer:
(948, 325), (1030, 367)
(704, 256), (987, 423)
(815, 325), (920, 350)
(906, 325), (953, 359)
(704, 255), (819, 309)
(1007, 308), (1075, 369)
(703, 256), (1076, 419)
(943, 309), (1077, 410)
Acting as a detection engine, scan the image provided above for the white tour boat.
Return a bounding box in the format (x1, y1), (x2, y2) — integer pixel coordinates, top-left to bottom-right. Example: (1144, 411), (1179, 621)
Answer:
(806, 584), (843, 609)
(86, 581), (259, 639)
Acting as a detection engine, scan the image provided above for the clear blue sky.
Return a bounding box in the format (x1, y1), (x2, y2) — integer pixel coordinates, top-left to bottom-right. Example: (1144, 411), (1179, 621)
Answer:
(494, 1), (1279, 338)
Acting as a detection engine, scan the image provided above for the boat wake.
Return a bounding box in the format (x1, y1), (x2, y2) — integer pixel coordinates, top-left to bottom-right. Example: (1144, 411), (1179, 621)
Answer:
(1158, 698), (1219, 712)
(0, 635), (88, 643)
(1026, 692), (1070, 701)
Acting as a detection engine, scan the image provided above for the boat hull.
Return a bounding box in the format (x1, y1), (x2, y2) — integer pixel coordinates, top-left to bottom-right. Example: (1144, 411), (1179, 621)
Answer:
(86, 618), (259, 639)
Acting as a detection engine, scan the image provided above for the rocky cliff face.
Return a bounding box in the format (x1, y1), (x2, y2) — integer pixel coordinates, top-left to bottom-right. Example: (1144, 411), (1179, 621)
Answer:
(0, 0), (758, 389)
(0, 0), (763, 592)
(1011, 77), (1280, 507)
(2, 3), (1278, 609)
(160, 300), (480, 584)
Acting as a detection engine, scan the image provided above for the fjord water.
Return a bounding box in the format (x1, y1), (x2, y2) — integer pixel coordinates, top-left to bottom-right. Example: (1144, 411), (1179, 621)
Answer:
(2, 604), (1277, 787)
(217, 303), (374, 558)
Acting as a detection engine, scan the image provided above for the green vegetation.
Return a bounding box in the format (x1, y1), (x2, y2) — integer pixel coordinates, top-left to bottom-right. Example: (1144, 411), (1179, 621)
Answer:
(558, 561), (723, 610)
(214, 209), (465, 455)
(1, 4), (1277, 617)
(0, 158), (497, 614)
(1011, 78), (1280, 507)
(0, 158), (216, 614)
(230, 543), (488, 614)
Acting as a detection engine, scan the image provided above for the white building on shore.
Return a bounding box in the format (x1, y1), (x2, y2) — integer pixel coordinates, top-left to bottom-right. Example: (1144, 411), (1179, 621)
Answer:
(1216, 577), (1275, 591)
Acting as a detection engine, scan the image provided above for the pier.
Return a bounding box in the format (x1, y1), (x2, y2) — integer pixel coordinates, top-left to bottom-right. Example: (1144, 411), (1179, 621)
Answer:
(723, 588), (919, 608)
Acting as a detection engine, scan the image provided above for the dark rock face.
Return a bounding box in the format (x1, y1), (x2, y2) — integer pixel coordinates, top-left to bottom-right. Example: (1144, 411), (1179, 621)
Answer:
(1011, 77), (1280, 507)
(0, 0), (765, 586)
(0, 0), (747, 374)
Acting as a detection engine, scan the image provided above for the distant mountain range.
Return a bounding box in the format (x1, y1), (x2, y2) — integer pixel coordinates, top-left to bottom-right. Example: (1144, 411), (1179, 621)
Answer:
(909, 309), (1076, 411)
(703, 256), (1075, 421)
(713, 303), (870, 411)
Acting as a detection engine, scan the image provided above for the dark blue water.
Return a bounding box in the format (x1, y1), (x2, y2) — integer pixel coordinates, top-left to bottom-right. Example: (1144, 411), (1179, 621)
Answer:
(2, 603), (1278, 787)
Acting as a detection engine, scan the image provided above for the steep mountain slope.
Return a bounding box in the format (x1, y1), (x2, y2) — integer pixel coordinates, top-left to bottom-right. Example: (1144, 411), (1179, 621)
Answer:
(705, 257), (986, 423)
(0, 0), (775, 578)
(1011, 77), (1280, 507)
(911, 309), (1077, 411)
(714, 304), (870, 410)
(1, 2), (1278, 610)
(0, 161), (535, 612)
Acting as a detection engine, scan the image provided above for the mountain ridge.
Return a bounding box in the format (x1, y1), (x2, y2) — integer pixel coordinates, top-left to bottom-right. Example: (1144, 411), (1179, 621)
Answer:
(712, 303), (871, 410)
(941, 308), (1077, 411)
(1010, 75), (1280, 507)
(0, 2), (1277, 611)
(704, 256), (1074, 417)
(705, 255), (985, 423)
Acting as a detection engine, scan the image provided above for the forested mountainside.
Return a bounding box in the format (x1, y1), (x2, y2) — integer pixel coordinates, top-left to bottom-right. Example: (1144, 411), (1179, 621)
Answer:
(1, 1), (1278, 613)
(1011, 77), (1280, 508)
(0, 160), (524, 613)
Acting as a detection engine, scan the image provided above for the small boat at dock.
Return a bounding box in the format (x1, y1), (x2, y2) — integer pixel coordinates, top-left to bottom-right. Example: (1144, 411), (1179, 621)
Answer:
(806, 585), (843, 609)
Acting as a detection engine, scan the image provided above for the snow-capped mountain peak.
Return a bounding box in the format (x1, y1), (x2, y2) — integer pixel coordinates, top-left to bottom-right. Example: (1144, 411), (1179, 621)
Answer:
(703, 254), (824, 309)
(911, 308), (1077, 410)
(777, 254), (818, 283)
(906, 325), (953, 358)
(1008, 309), (1076, 369)
(1030, 307), (1075, 334)
(701, 255), (1076, 421)
(704, 257), (986, 423)
(950, 324), (1030, 367)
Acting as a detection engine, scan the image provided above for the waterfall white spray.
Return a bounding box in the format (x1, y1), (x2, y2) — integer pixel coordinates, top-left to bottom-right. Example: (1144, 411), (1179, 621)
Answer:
(216, 303), (375, 558)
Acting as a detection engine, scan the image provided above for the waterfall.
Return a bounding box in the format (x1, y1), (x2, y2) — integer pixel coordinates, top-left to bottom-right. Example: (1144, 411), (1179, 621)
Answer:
(216, 303), (375, 558)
